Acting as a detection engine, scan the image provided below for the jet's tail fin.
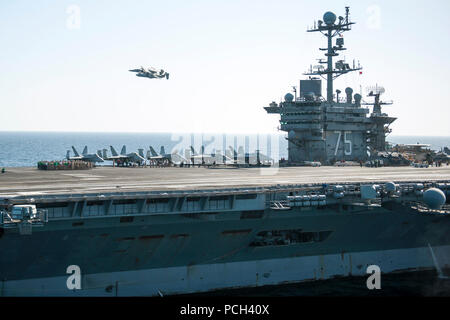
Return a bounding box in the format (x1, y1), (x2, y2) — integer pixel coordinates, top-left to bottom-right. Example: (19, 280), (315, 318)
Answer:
(72, 146), (80, 157)
(185, 148), (192, 161)
(82, 146), (88, 156)
(228, 146), (237, 157)
(97, 150), (102, 158)
(190, 146), (197, 156)
(110, 146), (118, 157)
(120, 145), (126, 155)
(160, 146), (166, 156)
(102, 149), (108, 159)
(149, 146), (158, 157)
(166, 73), (169, 80)
(138, 148), (145, 158)
(66, 150), (70, 159)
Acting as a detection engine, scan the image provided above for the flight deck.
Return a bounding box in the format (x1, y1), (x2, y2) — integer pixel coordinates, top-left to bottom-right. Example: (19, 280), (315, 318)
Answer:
(1, 166), (450, 197)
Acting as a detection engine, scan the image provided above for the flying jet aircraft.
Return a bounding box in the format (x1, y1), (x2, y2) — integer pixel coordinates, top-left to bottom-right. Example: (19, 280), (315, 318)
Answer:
(103, 145), (146, 166)
(66, 146), (104, 163)
(129, 66), (169, 79)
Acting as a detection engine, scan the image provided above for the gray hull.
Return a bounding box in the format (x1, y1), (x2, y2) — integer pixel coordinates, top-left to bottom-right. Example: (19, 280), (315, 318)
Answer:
(2, 202), (449, 296)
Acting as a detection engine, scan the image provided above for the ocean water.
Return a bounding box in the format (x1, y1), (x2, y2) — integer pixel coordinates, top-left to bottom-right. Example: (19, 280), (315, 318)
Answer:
(0, 132), (449, 167)
(0, 131), (287, 167)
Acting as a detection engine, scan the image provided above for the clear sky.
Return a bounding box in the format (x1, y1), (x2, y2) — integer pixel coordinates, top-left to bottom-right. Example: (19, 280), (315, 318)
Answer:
(1, 0), (449, 135)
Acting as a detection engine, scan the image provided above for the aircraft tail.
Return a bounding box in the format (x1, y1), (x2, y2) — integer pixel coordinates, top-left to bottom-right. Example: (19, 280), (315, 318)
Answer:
(82, 146), (88, 156)
(138, 148), (145, 158)
(185, 148), (192, 160)
(102, 149), (108, 159)
(110, 146), (118, 157)
(160, 146), (166, 156)
(229, 146), (237, 157)
(66, 150), (70, 159)
(120, 145), (126, 155)
(149, 146), (158, 157)
(166, 73), (169, 80)
(190, 146), (197, 156)
(72, 146), (80, 157)
(97, 150), (102, 158)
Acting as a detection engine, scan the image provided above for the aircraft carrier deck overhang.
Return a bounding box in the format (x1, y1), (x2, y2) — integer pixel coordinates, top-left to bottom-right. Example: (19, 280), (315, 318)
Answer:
(1, 166), (450, 202)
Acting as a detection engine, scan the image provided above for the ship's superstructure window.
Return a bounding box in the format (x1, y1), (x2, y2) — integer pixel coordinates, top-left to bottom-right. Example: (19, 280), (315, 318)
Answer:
(250, 229), (333, 247)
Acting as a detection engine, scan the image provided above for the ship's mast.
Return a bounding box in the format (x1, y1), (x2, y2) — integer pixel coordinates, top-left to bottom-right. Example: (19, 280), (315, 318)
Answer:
(304, 7), (362, 102)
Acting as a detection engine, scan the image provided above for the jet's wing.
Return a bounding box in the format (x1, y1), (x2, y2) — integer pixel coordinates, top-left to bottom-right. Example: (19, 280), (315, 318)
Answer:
(84, 153), (104, 163)
(170, 152), (187, 164)
(146, 67), (158, 74)
(128, 152), (145, 163)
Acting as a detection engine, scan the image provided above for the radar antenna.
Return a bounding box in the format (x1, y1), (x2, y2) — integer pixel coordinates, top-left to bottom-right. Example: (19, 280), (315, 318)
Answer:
(363, 84), (393, 114)
(304, 7), (362, 102)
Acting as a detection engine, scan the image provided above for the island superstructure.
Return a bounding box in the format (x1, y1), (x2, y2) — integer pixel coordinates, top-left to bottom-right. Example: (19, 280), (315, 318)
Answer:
(265, 7), (396, 165)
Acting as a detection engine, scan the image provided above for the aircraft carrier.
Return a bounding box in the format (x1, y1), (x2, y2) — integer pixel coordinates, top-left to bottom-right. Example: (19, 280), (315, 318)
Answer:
(1, 8), (450, 296)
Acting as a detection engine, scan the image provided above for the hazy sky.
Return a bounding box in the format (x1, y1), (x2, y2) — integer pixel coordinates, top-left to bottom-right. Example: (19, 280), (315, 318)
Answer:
(1, 0), (449, 135)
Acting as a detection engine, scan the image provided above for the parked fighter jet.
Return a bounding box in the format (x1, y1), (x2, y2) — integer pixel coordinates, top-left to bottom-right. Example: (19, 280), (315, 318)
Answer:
(66, 146), (104, 163)
(129, 66), (169, 79)
(227, 146), (272, 166)
(103, 145), (146, 166)
(186, 146), (233, 165)
(147, 146), (187, 165)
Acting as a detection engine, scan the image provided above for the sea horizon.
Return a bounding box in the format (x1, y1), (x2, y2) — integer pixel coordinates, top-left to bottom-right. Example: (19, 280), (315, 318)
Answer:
(1, 131), (449, 168)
